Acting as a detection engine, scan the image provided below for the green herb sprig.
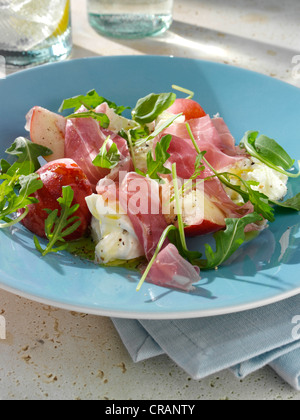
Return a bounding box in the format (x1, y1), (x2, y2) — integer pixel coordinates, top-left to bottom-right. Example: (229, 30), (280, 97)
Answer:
(136, 134), (172, 182)
(203, 212), (263, 269)
(132, 92), (176, 125)
(186, 124), (276, 222)
(66, 110), (110, 128)
(92, 136), (121, 170)
(34, 186), (82, 257)
(0, 137), (51, 228)
(241, 131), (300, 178)
(59, 89), (129, 115)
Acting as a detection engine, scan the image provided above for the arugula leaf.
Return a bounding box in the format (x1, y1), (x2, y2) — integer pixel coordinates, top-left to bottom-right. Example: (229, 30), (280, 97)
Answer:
(0, 173), (43, 228)
(93, 136), (120, 169)
(34, 186), (81, 256)
(119, 125), (150, 144)
(66, 110), (110, 129)
(0, 159), (11, 174)
(134, 113), (182, 148)
(203, 212), (263, 269)
(254, 134), (295, 169)
(272, 192), (300, 211)
(167, 227), (202, 264)
(5, 137), (52, 173)
(138, 134), (172, 182)
(244, 180), (275, 221)
(171, 163), (188, 252)
(208, 172), (275, 222)
(241, 131), (300, 178)
(193, 152), (206, 177)
(14, 174), (43, 208)
(216, 175), (275, 222)
(132, 92), (176, 125)
(0, 136), (54, 227)
(59, 89), (129, 115)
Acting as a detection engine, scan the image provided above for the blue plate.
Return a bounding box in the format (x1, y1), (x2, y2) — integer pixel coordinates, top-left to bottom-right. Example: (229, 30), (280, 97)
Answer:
(0, 56), (300, 319)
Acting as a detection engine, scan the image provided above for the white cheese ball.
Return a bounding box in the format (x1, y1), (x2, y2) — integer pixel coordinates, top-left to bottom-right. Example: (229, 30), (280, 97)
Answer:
(226, 157), (288, 203)
(86, 194), (144, 264)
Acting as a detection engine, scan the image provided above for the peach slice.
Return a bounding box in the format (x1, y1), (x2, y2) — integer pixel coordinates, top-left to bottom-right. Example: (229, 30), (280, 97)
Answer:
(26, 106), (66, 162)
(162, 180), (226, 236)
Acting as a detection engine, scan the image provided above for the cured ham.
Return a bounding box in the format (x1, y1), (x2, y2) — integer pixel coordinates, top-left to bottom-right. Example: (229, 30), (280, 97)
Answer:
(156, 115), (255, 222)
(119, 172), (169, 261)
(64, 106), (133, 190)
(211, 116), (240, 155)
(64, 111), (110, 189)
(146, 244), (199, 292)
(113, 173), (201, 290)
(161, 114), (246, 173)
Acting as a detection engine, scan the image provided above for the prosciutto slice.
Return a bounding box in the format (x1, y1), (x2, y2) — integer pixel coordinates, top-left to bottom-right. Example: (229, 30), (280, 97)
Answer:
(119, 172), (168, 261)
(162, 114), (246, 173)
(116, 172), (201, 291)
(211, 116), (239, 154)
(156, 115), (255, 220)
(65, 106), (132, 190)
(146, 244), (199, 292)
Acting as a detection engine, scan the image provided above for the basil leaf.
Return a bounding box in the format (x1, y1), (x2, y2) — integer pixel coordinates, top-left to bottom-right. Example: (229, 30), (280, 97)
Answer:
(241, 131), (300, 178)
(59, 89), (129, 115)
(132, 92), (176, 124)
(203, 212), (264, 269)
(255, 134), (294, 170)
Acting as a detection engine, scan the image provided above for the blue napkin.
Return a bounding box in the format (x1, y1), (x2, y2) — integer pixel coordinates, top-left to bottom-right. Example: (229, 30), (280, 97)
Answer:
(112, 294), (300, 391)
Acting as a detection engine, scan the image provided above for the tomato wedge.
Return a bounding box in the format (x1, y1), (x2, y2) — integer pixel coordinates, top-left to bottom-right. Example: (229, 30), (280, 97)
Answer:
(167, 98), (206, 120)
(18, 158), (93, 241)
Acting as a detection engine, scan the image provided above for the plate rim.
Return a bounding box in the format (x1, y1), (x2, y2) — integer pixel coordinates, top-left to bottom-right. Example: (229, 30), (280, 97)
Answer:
(1, 278), (300, 319)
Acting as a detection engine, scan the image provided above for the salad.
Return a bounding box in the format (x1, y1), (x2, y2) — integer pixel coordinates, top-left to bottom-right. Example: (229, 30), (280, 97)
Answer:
(0, 86), (299, 292)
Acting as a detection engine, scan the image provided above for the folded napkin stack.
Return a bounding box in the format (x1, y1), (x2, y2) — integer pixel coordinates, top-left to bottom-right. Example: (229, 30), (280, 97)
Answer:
(112, 294), (300, 391)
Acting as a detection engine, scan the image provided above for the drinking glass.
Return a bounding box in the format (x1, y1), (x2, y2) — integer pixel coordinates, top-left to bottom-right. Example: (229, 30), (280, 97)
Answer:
(0, 0), (72, 67)
(87, 0), (174, 39)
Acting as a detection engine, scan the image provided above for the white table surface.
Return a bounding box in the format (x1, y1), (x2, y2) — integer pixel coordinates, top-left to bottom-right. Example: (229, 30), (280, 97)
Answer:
(1, 0), (300, 400)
